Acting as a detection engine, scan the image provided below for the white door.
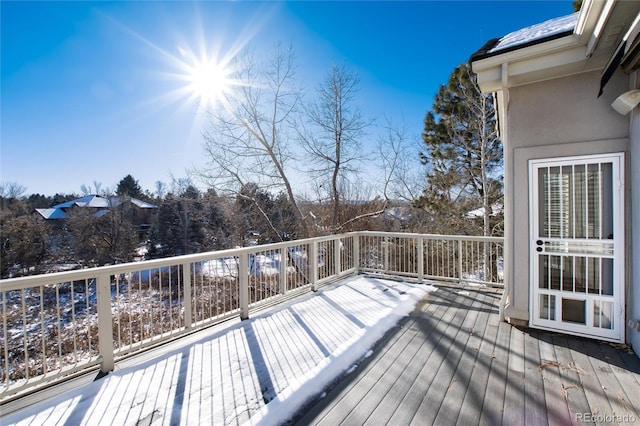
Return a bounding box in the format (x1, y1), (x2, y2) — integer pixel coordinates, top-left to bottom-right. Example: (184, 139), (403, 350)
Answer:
(530, 153), (624, 342)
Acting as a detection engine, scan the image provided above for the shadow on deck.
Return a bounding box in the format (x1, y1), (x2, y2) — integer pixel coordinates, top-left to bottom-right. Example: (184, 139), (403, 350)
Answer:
(294, 285), (640, 426)
(2, 280), (639, 426)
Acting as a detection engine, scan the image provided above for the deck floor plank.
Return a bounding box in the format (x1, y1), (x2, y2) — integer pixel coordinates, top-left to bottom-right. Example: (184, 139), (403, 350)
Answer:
(502, 325), (525, 426)
(294, 285), (640, 426)
(523, 329), (549, 426)
(379, 294), (468, 426)
(431, 291), (487, 425)
(452, 292), (494, 425)
(305, 295), (452, 426)
(536, 331), (574, 425)
(407, 292), (481, 425)
(477, 319), (511, 426)
(360, 301), (454, 425)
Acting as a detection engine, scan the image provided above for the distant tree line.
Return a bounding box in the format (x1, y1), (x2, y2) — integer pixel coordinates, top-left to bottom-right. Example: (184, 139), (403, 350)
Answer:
(1, 57), (505, 278)
(2, 174), (435, 278)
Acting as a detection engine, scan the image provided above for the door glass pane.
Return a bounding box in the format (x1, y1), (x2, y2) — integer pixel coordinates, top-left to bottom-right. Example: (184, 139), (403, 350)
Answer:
(575, 256), (586, 293)
(550, 255), (561, 290)
(601, 162), (613, 240)
(538, 168), (549, 238)
(539, 255), (549, 289)
(602, 258), (613, 296)
(574, 164), (586, 238)
(588, 257), (600, 294)
(594, 300), (613, 329)
(587, 163), (600, 239)
(562, 256), (573, 291)
(562, 298), (586, 324)
(540, 294), (556, 320)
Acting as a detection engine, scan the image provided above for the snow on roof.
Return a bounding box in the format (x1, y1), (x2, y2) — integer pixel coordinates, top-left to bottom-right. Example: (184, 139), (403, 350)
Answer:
(130, 198), (158, 209)
(34, 208), (68, 219)
(471, 12), (578, 62)
(52, 195), (156, 210)
(489, 12), (578, 54)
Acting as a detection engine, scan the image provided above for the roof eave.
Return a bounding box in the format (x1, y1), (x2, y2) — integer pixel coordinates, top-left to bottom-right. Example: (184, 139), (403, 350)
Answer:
(472, 34), (587, 92)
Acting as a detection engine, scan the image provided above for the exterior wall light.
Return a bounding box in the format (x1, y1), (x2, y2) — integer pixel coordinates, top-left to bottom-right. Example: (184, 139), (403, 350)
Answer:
(611, 90), (640, 115)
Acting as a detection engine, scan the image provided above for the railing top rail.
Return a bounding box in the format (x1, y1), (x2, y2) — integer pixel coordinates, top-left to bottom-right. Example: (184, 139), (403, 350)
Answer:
(355, 231), (504, 243)
(0, 231), (503, 290)
(0, 233), (358, 289)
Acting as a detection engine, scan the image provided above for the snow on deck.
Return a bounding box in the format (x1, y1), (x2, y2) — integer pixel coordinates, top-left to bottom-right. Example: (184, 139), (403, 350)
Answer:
(2, 276), (434, 426)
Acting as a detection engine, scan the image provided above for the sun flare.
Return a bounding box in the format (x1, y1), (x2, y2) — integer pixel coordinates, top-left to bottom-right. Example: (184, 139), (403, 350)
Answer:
(187, 60), (232, 108)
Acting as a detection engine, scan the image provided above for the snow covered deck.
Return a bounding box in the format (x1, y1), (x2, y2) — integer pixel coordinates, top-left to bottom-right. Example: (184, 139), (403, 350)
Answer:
(2, 276), (640, 425)
(1, 276), (432, 425)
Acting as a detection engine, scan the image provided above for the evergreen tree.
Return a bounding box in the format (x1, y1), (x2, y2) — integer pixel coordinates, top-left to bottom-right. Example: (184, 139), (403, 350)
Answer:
(414, 63), (502, 237)
(116, 174), (143, 199)
(148, 186), (230, 257)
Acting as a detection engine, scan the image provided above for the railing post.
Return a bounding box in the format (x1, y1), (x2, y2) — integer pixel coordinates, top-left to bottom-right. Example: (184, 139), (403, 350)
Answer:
(458, 239), (464, 285)
(239, 252), (249, 320)
(384, 236), (389, 274)
(96, 273), (114, 373)
(183, 262), (192, 330)
(280, 248), (287, 295)
(417, 236), (424, 284)
(353, 234), (360, 274)
(310, 241), (318, 292)
(334, 237), (341, 277)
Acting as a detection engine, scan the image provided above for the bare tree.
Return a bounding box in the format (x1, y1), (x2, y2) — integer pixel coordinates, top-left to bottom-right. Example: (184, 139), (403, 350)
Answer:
(297, 63), (371, 230)
(80, 181), (107, 196)
(377, 118), (424, 203)
(0, 182), (26, 199)
(198, 45), (309, 238)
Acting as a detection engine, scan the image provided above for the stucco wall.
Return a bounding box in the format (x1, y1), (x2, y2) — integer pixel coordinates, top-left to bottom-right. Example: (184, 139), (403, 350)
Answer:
(503, 70), (631, 324)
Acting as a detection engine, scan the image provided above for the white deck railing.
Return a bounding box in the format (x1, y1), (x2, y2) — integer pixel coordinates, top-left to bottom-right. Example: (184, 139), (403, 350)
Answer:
(0, 231), (502, 403)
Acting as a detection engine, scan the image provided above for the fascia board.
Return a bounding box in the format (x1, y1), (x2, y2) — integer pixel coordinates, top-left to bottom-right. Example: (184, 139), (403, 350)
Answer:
(507, 44), (590, 78)
(472, 35), (581, 73)
(472, 36), (588, 92)
(575, 0), (608, 43)
(585, 0), (617, 56)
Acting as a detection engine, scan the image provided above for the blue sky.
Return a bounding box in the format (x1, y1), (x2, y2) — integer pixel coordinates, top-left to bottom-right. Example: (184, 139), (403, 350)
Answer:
(1, 1), (574, 197)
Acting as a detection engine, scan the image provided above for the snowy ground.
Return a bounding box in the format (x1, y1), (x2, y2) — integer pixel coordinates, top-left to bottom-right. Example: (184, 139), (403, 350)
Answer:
(2, 276), (435, 426)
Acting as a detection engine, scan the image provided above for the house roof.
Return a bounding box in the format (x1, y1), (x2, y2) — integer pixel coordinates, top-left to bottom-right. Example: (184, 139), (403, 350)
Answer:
(470, 13), (578, 62)
(470, 0), (640, 94)
(35, 195), (157, 220)
(34, 208), (69, 220)
(52, 195), (157, 210)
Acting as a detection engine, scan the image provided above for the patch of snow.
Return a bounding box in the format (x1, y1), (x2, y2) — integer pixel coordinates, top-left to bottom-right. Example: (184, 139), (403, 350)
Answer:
(2, 276), (435, 426)
(489, 12), (578, 53)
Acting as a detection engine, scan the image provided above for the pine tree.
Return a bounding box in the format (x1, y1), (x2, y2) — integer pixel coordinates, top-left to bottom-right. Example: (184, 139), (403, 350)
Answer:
(415, 63), (502, 237)
(116, 174), (143, 199)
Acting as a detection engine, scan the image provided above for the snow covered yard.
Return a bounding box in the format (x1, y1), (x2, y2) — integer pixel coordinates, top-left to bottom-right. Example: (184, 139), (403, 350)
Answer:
(1, 276), (434, 426)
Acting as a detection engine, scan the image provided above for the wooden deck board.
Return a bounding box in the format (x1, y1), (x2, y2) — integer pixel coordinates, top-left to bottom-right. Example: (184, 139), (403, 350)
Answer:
(294, 285), (640, 426)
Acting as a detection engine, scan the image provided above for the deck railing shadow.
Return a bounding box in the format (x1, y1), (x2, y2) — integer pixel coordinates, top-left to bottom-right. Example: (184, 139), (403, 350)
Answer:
(292, 284), (640, 425)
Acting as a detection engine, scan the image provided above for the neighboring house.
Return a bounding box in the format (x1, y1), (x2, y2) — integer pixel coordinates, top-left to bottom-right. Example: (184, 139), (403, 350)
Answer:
(34, 194), (158, 238)
(471, 0), (640, 356)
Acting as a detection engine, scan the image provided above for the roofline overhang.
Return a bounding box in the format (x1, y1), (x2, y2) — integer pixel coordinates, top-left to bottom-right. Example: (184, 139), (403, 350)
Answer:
(472, 34), (591, 93)
(471, 0), (613, 93)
